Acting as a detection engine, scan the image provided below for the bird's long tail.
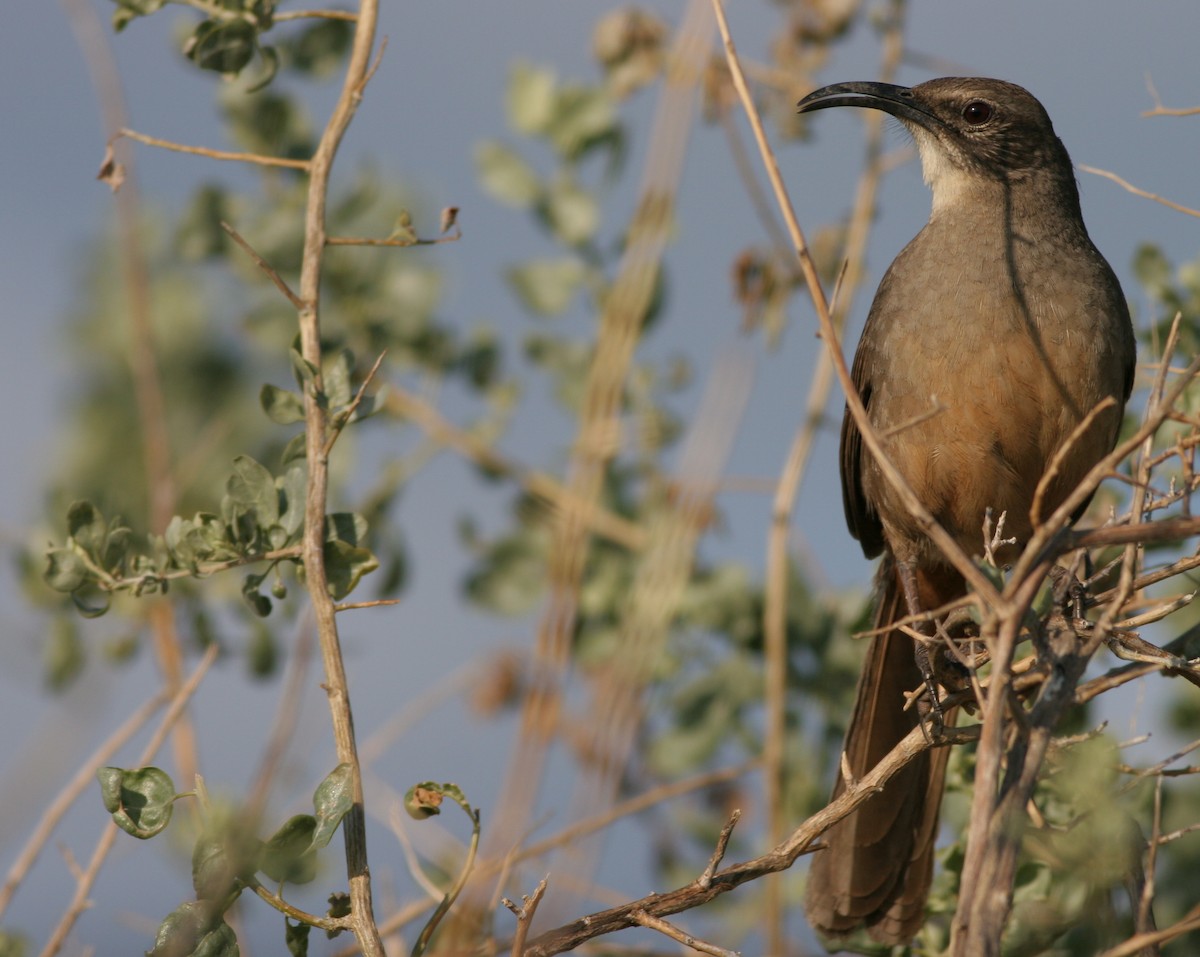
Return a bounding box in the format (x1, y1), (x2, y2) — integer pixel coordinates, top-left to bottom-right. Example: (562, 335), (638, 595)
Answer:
(805, 557), (955, 945)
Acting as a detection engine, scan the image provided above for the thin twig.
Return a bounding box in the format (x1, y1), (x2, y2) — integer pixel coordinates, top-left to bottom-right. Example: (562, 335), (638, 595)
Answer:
(357, 761), (757, 951)
(326, 232), (461, 247)
(116, 127), (311, 171)
(248, 879), (345, 931)
(0, 689), (171, 919)
(700, 810), (741, 889)
(1142, 75), (1200, 117)
(294, 0), (386, 952)
(39, 645), (219, 957)
(63, 0), (200, 809)
(335, 597), (404, 611)
(221, 220), (305, 308)
(386, 386), (646, 551)
(504, 877), (548, 957)
(1079, 164), (1200, 219)
(323, 350), (387, 458)
(519, 716), (979, 957)
(756, 5), (906, 948)
(276, 8), (359, 22)
(478, 0), (712, 880)
(630, 910), (739, 957)
(412, 809), (481, 957)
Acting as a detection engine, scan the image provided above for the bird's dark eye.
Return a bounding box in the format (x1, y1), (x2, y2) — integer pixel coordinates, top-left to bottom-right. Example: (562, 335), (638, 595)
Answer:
(962, 100), (993, 125)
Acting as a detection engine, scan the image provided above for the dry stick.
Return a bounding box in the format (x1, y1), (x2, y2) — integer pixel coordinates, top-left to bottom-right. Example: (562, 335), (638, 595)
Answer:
(276, 8), (359, 22)
(1097, 901), (1200, 957)
(326, 233), (461, 247)
(116, 127), (312, 171)
(61, 0), (200, 798)
(630, 909), (739, 957)
(477, 0), (710, 892)
(711, 0), (1008, 947)
(1079, 164), (1200, 219)
(335, 597), (404, 611)
(39, 645), (219, 957)
(1141, 775), (1164, 937)
(700, 810), (741, 888)
(557, 348), (752, 901)
(0, 689), (171, 920)
(758, 5), (907, 950)
(386, 387), (645, 551)
(953, 348), (1200, 953)
(221, 220), (306, 308)
(1141, 75), (1200, 118)
(323, 350), (387, 459)
(1071, 516), (1200, 550)
(504, 877), (549, 957)
(519, 720), (979, 957)
(355, 761), (757, 952)
(293, 1), (385, 953)
(245, 614), (316, 820)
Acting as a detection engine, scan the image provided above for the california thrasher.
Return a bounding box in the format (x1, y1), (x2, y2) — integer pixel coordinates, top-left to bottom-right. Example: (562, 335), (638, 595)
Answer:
(796, 78), (1136, 944)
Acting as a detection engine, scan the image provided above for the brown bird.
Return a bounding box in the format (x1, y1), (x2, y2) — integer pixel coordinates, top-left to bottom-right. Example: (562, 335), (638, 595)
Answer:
(796, 78), (1136, 945)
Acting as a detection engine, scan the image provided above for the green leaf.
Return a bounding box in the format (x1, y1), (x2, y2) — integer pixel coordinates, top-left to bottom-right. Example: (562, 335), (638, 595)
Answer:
(278, 465), (307, 538)
(545, 84), (617, 159)
(67, 500), (106, 555)
(507, 61), (557, 134)
(322, 349), (354, 410)
(0, 929), (30, 957)
(1133, 243), (1172, 298)
(404, 782), (445, 820)
(227, 456), (279, 527)
(403, 781), (475, 822)
(175, 185), (230, 261)
(290, 345), (318, 391)
(260, 384), (305, 425)
(147, 901), (238, 957)
(185, 19), (258, 76)
(286, 19), (352, 78)
(325, 512), (368, 547)
(242, 574), (273, 618)
(248, 624), (277, 677)
(541, 176), (599, 246)
(475, 140), (541, 208)
(281, 433), (307, 466)
(506, 259), (587, 317)
(44, 548), (87, 593)
(45, 616), (85, 691)
(285, 920), (311, 957)
(245, 44), (279, 94)
(111, 0), (165, 31)
(310, 763), (353, 850)
(97, 766), (176, 839)
(71, 589), (112, 619)
(260, 814), (317, 885)
(191, 827), (248, 901)
(323, 540), (379, 600)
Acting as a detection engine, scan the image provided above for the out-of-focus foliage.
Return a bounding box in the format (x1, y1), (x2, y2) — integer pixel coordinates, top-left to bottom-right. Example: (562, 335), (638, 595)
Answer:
(20, 2), (1200, 955)
(26, 14), (514, 684)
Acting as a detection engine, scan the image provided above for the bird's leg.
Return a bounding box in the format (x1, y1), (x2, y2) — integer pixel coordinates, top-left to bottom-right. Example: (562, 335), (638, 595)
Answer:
(1048, 563), (1089, 622)
(896, 560), (945, 724)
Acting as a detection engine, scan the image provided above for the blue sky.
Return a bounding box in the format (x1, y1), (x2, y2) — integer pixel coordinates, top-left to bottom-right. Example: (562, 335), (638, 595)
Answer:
(2, 1), (1197, 951)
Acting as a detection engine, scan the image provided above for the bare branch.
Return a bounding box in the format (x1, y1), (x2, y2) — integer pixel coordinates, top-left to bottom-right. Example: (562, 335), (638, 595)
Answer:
(115, 127), (311, 171)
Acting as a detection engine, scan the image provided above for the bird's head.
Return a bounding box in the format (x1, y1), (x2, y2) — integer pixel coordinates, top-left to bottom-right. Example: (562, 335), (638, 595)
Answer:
(797, 77), (1077, 211)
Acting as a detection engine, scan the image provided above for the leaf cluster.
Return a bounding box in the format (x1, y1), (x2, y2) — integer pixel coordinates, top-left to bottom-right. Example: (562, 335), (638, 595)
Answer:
(96, 764), (355, 957)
